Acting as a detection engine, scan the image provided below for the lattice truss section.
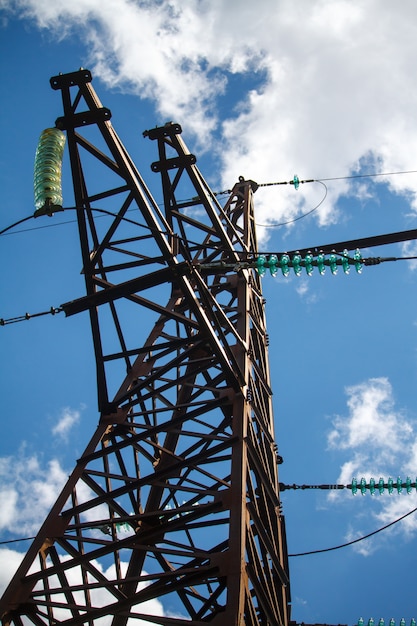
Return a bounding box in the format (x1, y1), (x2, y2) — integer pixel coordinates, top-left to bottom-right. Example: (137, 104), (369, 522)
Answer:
(0, 70), (290, 626)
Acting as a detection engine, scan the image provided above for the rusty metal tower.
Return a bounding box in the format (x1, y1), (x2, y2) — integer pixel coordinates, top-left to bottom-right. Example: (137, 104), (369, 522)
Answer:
(0, 69), (290, 626)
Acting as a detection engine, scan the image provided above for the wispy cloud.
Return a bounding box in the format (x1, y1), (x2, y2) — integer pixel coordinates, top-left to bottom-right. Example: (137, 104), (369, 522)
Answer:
(51, 406), (81, 440)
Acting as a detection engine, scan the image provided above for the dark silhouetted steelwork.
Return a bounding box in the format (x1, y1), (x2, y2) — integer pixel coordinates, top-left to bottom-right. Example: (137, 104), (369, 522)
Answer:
(0, 69), (290, 626)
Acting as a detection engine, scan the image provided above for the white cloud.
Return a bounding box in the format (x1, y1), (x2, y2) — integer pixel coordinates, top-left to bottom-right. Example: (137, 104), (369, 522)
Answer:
(0, 548), (25, 595)
(0, 448), (67, 534)
(327, 377), (417, 553)
(51, 405), (81, 440)
(3, 0), (417, 240)
(328, 377), (412, 455)
(0, 453), (168, 622)
(402, 240), (417, 271)
(0, 549), (166, 624)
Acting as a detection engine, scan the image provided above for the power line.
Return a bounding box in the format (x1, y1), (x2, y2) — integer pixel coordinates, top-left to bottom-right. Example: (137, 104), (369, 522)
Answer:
(2, 505), (416, 558)
(2, 168), (417, 237)
(289, 505), (417, 557)
(0, 536), (35, 546)
(318, 169), (417, 182)
(256, 180), (328, 228)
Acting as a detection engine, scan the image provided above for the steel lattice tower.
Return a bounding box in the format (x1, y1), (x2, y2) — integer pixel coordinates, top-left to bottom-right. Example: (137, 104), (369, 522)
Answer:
(0, 69), (290, 626)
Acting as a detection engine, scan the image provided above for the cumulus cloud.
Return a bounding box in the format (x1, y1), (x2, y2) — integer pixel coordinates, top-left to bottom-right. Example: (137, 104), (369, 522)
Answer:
(0, 453), (166, 622)
(328, 377), (412, 456)
(3, 0), (417, 238)
(0, 548), (25, 595)
(51, 405), (81, 440)
(0, 448), (67, 534)
(327, 377), (417, 553)
(0, 549), (166, 624)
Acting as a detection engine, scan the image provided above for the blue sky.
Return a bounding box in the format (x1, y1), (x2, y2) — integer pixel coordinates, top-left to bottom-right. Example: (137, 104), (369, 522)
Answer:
(1, 1), (417, 623)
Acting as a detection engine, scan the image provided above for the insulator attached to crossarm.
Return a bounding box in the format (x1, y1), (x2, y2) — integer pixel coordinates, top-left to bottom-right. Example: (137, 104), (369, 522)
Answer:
(358, 617), (416, 626)
(33, 127), (66, 217)
(255, 249), (363, 276)
(279, 476), (416, 495)
(351, 476), (415, 495)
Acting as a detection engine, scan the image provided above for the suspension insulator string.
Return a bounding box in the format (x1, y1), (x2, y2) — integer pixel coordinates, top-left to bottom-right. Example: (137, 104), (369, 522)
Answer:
(280, 476), (417, 495)
(33, 127), (66, 217)
(358, 617), (416, 626)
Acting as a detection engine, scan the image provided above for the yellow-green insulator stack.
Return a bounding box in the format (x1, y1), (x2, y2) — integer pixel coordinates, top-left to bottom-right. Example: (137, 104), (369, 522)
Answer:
(34, 128), (66, 214)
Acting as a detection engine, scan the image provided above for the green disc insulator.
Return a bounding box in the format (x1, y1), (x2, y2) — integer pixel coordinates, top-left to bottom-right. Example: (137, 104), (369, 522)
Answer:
(268, 254), (279, 277)
(292, 174), (300, 190)
(292, 253), (302, 276)
(351, 478), (358, 495)
(369, 477), (375, 495)
(360, 477), (366, 495)
(368, 619), (375, 626)
(280, 254), (290, 277)
(406, 477), (412, 494)
(256, 255), (267, 276)
(389, 620), (395, 626)
(34, 127), (66, 212)
(399, 619), (405, 626)
(304, 252), (314, 276)
(358, 619), (365, 626)
(396, 476), (402, 494)
(329, 251), (338, 275)
(354, 248), (363, 273)
(410, 619), (416, 626)
(341, 249), (350, 274)
(388, 477), (394, 494)
(317, 252), (326, 275)
(378, 619), (385, 626)
(378, 477), (384, 494)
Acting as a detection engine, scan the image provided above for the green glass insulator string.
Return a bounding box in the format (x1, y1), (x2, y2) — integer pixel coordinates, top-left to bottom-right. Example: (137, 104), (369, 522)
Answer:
(350, 476), (415, 495)
(34, 127), (66, 215)
(253, 250), (363, 277)
(358, 617), (416, 626)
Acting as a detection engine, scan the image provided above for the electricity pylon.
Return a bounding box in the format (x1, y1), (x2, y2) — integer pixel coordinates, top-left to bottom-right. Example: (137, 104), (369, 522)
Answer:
(0, 69), (290, 625)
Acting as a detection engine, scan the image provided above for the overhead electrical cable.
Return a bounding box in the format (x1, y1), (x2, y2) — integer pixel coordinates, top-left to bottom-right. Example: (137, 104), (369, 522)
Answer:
(2, 505), (417, 556)
(2, 167), (417, 237)
(289, 505), (417, 557)
(256, 180), (328, 228)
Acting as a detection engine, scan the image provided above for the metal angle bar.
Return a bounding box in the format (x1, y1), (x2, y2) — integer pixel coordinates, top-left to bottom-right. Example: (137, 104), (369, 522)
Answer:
(246, 561), (283, 626)
(96, 294), (199, 332)
(245, 529), (279, 624)
(190, 269), (245, 348)
(85, 184), (131, 203)
(46, 547), (82, 618)
(63, 439), (237, 518)
(245, 438), (281, 510)
(0, 422), (111, 615)
(81, 399), (229, 464)
(41, 507), (225, 584)
(61, 265), (181, 316)
(113, 343), (215, 401)
(246, 501), (288, 587)
(288, 227), (417, 257)
(73, 131), (121, 175)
